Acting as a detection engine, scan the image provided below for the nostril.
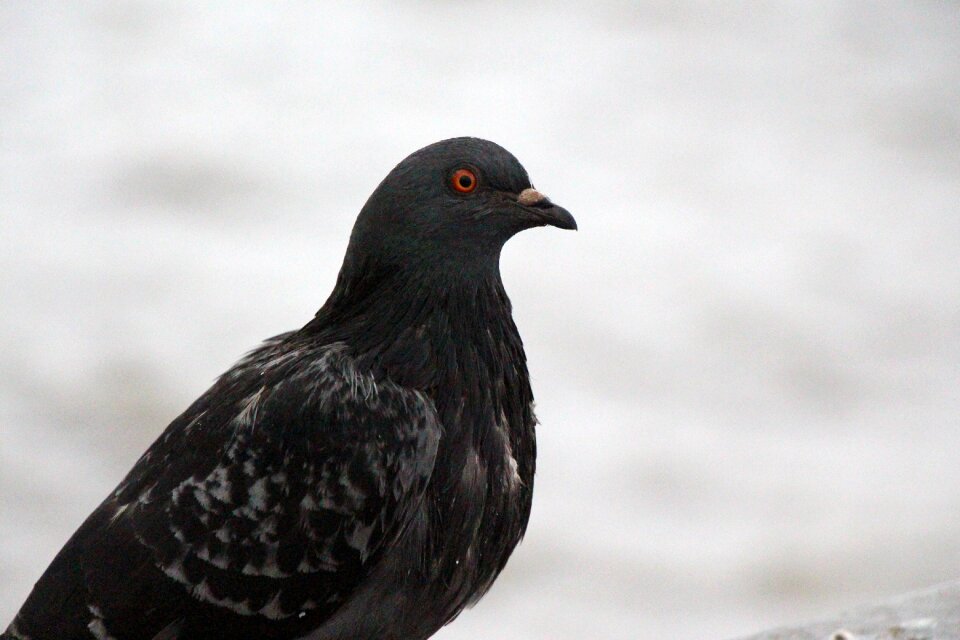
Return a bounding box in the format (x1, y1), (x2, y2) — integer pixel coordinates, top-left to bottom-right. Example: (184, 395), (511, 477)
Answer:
(517, 188), (546, 206)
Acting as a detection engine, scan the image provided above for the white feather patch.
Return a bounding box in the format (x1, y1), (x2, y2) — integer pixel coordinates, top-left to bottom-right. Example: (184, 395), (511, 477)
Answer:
(87, 605), (118, 640)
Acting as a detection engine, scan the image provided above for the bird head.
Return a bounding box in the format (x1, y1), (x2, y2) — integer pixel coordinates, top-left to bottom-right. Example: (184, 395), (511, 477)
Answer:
(342, 137), (576, 281)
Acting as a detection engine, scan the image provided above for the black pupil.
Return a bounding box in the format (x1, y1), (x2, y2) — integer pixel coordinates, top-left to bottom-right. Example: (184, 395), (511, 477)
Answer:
(458, 174), (473, 188)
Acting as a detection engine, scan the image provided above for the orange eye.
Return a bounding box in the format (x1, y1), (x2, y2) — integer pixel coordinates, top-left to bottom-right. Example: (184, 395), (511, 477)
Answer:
(451, 168), (478, 194)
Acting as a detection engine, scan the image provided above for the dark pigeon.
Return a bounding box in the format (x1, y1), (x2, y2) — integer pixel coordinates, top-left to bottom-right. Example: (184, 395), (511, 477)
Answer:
(3, 137), (576, 640)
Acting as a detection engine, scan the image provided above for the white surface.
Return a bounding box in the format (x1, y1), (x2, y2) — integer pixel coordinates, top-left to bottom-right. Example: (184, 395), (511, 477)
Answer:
(1, 2), (958, 639)
(739, 580), (960, 640)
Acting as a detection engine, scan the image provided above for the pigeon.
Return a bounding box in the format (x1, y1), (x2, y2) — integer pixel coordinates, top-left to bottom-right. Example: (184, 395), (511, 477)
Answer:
(3, 137), (576, 640)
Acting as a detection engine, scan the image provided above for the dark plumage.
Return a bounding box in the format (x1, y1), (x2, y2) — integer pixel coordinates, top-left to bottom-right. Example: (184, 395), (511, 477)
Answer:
(3, 137), (576, 640)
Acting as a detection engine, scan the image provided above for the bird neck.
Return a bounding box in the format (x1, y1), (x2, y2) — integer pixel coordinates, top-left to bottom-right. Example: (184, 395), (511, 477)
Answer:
(305, 255), (525, 393)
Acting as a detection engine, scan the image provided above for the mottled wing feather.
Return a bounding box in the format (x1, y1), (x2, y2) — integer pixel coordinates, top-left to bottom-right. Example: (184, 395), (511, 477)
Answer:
(7, 337), (440, 640)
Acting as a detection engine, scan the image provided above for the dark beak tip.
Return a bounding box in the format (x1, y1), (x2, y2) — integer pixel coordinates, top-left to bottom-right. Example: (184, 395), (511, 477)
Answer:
(549, 206), (578, 231)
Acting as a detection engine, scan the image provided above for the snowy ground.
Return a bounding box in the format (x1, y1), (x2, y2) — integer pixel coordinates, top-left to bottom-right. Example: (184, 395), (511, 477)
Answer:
(1, 2), (958, 639)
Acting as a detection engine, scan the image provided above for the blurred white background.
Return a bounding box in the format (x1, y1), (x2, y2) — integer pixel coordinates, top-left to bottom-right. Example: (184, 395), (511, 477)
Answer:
(2, 2), (959, 638)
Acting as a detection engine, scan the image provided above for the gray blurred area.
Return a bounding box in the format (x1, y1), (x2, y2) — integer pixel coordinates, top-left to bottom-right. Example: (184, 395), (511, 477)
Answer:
(1, 2), (958, 639)
(738, 580), (960, 640)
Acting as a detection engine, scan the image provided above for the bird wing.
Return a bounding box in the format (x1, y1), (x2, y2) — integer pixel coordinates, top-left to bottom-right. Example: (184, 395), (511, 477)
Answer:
(6, 336), (441, 640)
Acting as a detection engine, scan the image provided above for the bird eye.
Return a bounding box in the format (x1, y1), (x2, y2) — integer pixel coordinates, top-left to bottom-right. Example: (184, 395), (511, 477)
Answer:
(450, 168), (478, 194)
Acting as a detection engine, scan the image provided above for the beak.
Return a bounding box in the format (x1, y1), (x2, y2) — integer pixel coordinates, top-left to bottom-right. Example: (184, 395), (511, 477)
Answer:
(516, 188), (578, 231)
